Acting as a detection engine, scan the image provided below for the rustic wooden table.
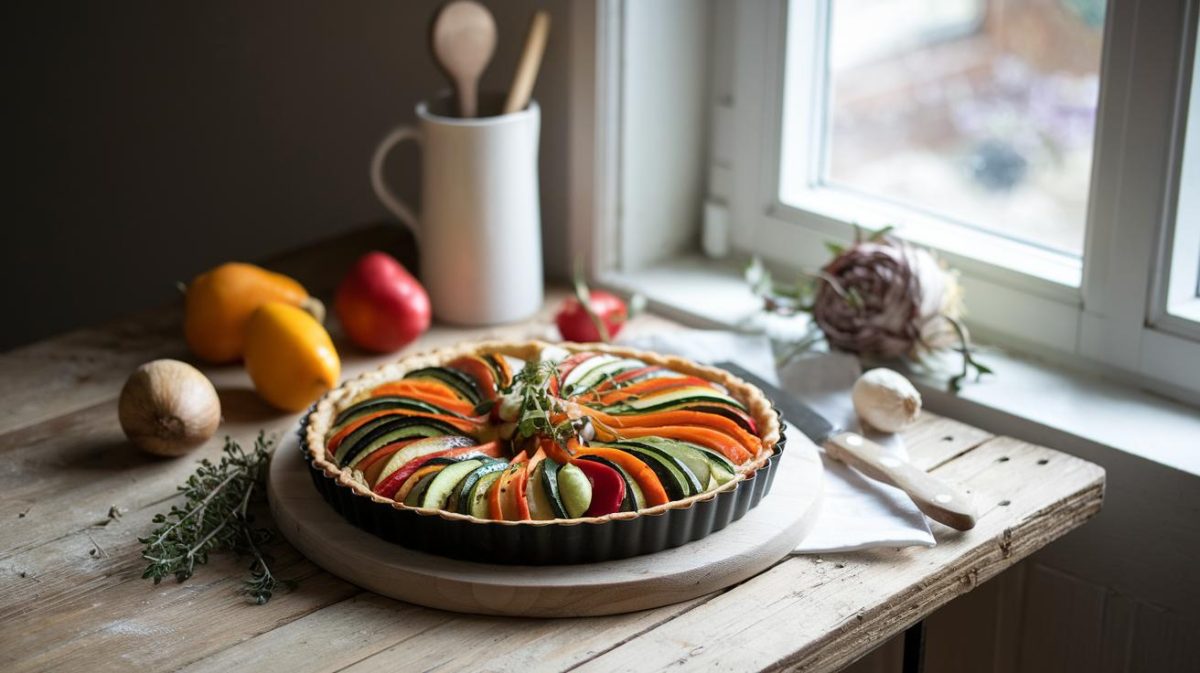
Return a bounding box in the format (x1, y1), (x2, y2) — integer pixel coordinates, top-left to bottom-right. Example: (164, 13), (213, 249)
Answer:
(0, 227), (1105, 673)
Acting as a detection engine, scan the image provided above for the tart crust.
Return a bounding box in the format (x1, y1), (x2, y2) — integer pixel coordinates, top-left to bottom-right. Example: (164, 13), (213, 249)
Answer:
(302, 340), (782, 526)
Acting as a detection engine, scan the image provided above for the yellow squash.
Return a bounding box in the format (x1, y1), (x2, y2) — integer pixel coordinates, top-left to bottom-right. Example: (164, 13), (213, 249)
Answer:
(184, 262), (321, 364)
(244, 302), (340, 412)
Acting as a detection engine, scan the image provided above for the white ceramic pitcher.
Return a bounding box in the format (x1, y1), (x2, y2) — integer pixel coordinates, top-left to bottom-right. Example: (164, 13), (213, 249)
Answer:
(370, 94), (544, 325)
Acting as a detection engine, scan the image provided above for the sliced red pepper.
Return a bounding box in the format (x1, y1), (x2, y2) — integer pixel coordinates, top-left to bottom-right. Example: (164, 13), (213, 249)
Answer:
(572, 445), (670, 506)
(373, 441), (503, 499)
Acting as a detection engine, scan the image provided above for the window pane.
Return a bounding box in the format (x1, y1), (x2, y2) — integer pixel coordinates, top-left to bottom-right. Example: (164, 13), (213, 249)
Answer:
(820, 0), (1105, 256)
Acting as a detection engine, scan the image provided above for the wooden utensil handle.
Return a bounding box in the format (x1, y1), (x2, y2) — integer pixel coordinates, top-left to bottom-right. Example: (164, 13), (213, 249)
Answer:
(824, 431), (977, 531)
(503, 11), (550, 114)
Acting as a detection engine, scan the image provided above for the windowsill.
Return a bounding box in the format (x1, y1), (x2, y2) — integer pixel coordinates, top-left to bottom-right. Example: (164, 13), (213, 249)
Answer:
(600, 254), (1200, 478)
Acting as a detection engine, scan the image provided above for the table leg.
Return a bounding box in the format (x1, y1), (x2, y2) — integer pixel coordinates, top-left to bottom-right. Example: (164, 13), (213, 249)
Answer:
(901, 620), (926, 673)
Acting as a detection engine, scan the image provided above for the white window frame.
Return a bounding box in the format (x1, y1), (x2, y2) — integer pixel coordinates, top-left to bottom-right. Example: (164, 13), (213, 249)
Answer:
(568, 0), (1200, 400)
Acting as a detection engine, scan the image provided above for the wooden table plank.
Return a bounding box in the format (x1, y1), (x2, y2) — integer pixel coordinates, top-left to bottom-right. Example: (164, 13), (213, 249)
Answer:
(565, 437), (1103, 673)
(0, 226), (413, 437)
(0, 226), (1105, 673)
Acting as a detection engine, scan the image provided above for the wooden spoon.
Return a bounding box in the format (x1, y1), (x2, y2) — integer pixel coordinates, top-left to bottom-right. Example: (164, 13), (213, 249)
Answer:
(430, 1), (497, 118)
(502, 10), (551, 114)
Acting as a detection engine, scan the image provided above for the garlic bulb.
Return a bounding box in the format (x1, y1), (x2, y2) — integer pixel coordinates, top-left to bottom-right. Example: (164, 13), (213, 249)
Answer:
(852, 368), (922, 433)
(118, 359), (221, 456)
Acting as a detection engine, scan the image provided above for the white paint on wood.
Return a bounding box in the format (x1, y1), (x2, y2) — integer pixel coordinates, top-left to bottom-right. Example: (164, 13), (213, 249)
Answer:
(618, 0), (710, 271)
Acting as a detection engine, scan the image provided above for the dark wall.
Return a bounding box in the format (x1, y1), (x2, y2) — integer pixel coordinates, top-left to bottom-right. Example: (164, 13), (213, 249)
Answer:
(4, 0), (571, 350)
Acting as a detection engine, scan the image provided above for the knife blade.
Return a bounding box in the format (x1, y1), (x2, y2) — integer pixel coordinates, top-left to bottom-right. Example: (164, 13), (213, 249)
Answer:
(716, 361), (976, 531)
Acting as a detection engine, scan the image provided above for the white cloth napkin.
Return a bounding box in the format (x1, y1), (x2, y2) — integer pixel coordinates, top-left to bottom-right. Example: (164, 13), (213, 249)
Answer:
(618, 329), (935, 553)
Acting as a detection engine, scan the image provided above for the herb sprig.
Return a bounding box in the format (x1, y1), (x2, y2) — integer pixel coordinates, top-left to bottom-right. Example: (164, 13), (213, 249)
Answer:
(505, 359), (591, 449)
(140, 433), (291, 604)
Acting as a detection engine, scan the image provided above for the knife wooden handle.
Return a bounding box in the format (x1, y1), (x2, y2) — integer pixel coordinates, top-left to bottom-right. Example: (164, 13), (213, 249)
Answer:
(824, 431), (977, 531)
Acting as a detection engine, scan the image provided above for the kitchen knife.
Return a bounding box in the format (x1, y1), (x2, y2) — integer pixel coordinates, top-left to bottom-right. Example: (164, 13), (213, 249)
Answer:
(716, 361), (977, 531)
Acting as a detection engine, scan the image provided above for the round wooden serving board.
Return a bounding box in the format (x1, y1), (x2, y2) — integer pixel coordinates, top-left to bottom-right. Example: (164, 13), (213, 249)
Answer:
(269, 435), (823, 617)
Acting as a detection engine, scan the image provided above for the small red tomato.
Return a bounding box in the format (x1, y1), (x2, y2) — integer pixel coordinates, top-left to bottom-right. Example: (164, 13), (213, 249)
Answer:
(335, 252), (431, 353)
(576, 460), (626, 517)
(556, 290), (628, 343)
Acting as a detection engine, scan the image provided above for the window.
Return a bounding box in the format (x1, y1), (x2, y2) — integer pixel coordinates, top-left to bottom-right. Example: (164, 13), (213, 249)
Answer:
(1153, 27), (1200, 338)
(776, 0), (1106, 286)
(573, 0), (1200, 400)
(816, 0), (1102, 258)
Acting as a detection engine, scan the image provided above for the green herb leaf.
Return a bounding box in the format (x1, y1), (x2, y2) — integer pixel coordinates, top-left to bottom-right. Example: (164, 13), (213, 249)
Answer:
(140, 433), (290, 605)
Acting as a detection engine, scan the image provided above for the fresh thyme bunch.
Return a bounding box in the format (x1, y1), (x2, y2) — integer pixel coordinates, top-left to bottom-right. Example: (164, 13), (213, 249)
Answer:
(140, 432), (291, 604)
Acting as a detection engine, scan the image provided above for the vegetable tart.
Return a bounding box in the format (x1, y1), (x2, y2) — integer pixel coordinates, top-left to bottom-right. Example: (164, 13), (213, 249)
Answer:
(300, 341), (785, 563)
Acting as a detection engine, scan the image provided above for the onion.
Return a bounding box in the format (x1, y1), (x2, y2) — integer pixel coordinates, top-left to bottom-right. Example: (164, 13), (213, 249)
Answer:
(851, 368), (922, 433)
(119, 359), (221, 456)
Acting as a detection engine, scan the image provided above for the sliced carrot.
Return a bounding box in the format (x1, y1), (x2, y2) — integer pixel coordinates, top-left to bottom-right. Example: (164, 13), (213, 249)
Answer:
(358, 439), (417, 485)
(369, 382), (476, 411)
(541, 437), (576, 465)
(590, 365), (665, 393)
(513, 446), (546, 521)
(374, 442), (503, 498)
(326, 410), (484, 454)
(582, 408), (761, 456)
(393, 463), (445, 503)
(596, 376), (715, 405)
(573, 445), (670, 506)
(597, 425), (752, 464)
(489, 450), (527, 520)
(449, 355), (498, 401)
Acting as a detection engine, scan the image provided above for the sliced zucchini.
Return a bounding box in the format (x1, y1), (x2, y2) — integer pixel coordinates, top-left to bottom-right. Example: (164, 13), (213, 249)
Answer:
(466, 470), (504, 518)
(575, 455), (639, 512)
(395, 463), (447, 503)
(404, 366), (483, 405)
(337, 416), (470, 467)
(570, 358), (646, 395)
(371, 435), (478, 484)
(539, 458), (569, 519)
(560, 354), (621, 395)
(452, 461), (508, 514)
(556, 462), (592, 518)
(331, 395), (471, 433)
(604, 386), (744, 414)
(618, 437), (712, 491)
(526, 461), (556, 520)
(618, 445), (703, 500)
(420, 459), (484, 510)
(403, 471), (440, 506)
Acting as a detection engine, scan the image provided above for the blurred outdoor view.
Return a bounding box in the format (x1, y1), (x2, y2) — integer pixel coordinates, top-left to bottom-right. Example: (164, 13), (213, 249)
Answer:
(821, 0), (1105, 256)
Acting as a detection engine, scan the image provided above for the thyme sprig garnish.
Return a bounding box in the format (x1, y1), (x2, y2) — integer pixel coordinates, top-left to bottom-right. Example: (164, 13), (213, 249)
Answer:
(140, 433), (292, 605)
(503, 359), (592, 451)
